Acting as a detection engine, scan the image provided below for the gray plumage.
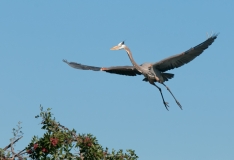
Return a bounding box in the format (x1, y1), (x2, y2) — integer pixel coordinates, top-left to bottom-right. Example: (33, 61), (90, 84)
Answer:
(63, 34), (218, 110)
(153, 35), (217, 72)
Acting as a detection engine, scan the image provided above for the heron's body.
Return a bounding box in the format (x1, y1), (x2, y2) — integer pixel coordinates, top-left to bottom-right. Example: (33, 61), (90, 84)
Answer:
(63, 34), (218, 110)
(112, 45), (174, 84)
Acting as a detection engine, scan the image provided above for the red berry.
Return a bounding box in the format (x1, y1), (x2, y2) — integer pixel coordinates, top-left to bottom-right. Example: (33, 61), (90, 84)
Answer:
(34, 143), (38, 149)
(50, 138), (59, 146)
(42, 148), (48, 152)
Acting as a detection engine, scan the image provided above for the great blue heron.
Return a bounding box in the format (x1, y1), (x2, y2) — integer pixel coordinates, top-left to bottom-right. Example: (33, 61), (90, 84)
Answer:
(63, 34), (218, 110)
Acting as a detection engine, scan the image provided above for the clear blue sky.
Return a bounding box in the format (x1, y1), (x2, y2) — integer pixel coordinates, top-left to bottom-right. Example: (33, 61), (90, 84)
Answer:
(1, 1), (234, 159)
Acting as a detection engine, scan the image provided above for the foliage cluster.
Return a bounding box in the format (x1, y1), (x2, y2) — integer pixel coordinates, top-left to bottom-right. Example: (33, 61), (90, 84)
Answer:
(1, 106), (138, 160)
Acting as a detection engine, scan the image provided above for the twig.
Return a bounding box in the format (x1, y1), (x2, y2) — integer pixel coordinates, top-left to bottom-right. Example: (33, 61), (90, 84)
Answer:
(3, 136), (23, 151)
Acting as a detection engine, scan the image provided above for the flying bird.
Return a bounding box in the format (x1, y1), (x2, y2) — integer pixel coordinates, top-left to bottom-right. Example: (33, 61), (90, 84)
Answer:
(63, 34), (218, 110)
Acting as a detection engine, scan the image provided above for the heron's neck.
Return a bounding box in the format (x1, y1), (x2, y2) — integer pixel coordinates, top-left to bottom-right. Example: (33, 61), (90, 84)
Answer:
(124, 46), (142, 71)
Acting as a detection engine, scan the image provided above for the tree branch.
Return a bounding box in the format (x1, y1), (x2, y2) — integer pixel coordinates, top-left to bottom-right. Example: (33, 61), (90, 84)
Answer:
(3, 136), (23, 151)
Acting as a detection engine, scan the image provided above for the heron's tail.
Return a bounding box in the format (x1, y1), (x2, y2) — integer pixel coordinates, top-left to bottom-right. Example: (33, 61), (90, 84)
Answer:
(162, 73), (174, 81)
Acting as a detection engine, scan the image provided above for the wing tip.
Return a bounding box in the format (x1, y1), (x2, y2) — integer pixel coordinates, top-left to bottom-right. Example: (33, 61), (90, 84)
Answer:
(208, 32), (219, 40)
(63, 59), (69, 64)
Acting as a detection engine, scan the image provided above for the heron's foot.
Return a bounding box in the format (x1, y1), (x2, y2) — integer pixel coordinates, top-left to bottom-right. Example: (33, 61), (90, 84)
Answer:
(164, 101), (170, 111)
(176, 101), (183, 110)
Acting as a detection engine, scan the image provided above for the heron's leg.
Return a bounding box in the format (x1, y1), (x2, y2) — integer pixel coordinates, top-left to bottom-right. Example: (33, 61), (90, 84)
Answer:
(150, 82), (169, 111)
(162, 83), (182, 110)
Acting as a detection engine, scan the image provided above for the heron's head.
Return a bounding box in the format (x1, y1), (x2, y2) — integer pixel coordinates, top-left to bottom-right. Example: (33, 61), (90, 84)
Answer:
(110, 41), (126, 50)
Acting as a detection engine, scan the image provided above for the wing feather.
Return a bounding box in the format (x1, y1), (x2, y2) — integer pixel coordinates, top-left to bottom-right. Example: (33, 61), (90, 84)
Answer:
(63, 59), (101, 71)
(153, 34), (218, 72)
(102, 66), (141, 76)
(63, 59), (141, 76)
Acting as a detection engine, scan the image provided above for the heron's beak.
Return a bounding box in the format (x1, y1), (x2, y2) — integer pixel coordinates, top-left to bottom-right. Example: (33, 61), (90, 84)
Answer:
(110, 45), (120, 50)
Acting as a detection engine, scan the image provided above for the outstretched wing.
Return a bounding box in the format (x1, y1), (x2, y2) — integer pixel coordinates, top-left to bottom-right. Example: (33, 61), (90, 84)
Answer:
(63, 59), (141, 76)
(153, 34), (218, 72)
(63, 59), (101, 71)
